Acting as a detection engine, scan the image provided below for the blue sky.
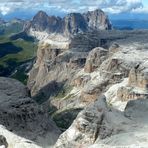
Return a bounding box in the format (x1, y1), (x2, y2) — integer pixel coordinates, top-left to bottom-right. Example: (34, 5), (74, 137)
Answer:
(143, 0), (148, 6)
(0, 0), (148, 20)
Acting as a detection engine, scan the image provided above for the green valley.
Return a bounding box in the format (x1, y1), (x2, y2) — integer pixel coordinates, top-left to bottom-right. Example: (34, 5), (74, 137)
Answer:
(0, 22), (37, 84)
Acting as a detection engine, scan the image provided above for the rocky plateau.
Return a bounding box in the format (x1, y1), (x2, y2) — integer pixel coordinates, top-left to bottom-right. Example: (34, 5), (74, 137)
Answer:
(27, 24), (148, 147)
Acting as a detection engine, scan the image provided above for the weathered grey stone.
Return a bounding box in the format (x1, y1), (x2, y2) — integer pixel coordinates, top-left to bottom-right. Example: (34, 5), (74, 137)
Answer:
(54, 96), (135, 148)
(124, 99), (148, 119)
(84, 47), (108, 73)
(128, 62), (148, 90)
(0, 77), (61, 147)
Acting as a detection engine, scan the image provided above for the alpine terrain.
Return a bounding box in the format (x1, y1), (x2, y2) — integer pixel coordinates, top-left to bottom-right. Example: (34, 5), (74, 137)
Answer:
(0, 6), (148, 148)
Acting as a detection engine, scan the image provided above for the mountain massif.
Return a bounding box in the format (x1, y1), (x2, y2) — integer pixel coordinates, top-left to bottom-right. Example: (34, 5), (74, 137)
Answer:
(24, 9), (112, 40)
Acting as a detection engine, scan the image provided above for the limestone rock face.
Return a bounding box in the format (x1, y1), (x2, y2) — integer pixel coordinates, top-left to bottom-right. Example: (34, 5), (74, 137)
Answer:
(0, 77), (61, 147)
(29, 43), (148, 109)
(117, 86), (148, 101)
(63, 13), (88, 36)
(84, 47), (108, 73)
(25, 10), (63, 34)
(128, 62), (148, 90)
(28, 42), (88, 97)
(83, 9), (112, 30)
(55, 96), (148, 148)
(54, 96), (110, 147)
(28, 33), (148, 130)
(31, 11), (51, 32)
(109, 43), (120, 56)
(81, 47), (146, 104)
(116, 61), (148, 102)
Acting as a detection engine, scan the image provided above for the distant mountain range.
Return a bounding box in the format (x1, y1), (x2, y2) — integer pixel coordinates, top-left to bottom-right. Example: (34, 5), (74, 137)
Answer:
(0, 11), (148, 37)
(0, 18), (25, 36)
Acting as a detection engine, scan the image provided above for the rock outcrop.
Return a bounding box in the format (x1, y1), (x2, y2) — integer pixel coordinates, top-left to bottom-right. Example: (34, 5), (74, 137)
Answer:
(116, 61), (148, 102)
(128, 62), (148, 90)
(84, 47), (108, 73)
(28, 42), (87, 97)
(0, 77), (61, 147)
(83, 9), (112, 30)
(55, 96), (148, 147)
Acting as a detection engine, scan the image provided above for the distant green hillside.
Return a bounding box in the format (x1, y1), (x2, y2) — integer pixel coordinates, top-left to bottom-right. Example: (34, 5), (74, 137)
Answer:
(0, 21), (37, 84)
(0, 21), (24, 36)
(0, 36), (37, 65)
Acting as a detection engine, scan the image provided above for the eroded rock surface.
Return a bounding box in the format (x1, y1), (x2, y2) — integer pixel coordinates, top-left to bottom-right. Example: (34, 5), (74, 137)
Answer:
(28, 29), (148, 132)
(0, 77), (61, 148)
(55, 96), (148, 148)
(84, 47), (108, 73)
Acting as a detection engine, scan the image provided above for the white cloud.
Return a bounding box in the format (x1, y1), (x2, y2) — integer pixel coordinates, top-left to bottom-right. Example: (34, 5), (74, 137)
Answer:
(132, 7), (148, 13)
(102, 1), (143, 13)
(48, 0), (144, 14)
(0, 0), (145, 15)
(0, 6), (11, 15)
(0, 0), (46, 15)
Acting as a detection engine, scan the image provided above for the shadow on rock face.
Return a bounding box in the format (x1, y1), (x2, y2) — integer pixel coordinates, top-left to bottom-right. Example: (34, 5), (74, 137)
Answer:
(0, 135), (8, 148)
(0, 77), (61, 147)
(52, 108), (83, 132)
(32, 80), (67, 104)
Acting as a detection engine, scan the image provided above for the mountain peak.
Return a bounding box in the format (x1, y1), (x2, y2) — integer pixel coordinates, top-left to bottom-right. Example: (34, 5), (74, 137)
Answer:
(83, 8), (112, 30)
(31, 10), (49, 32)
(33, 10), (49, 22)
(36, 10), (48, 17)
(94, 8), (104, 13)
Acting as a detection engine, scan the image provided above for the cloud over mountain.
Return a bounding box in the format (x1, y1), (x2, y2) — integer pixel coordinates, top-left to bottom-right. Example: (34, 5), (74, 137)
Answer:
(0, 0), (144, 16)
